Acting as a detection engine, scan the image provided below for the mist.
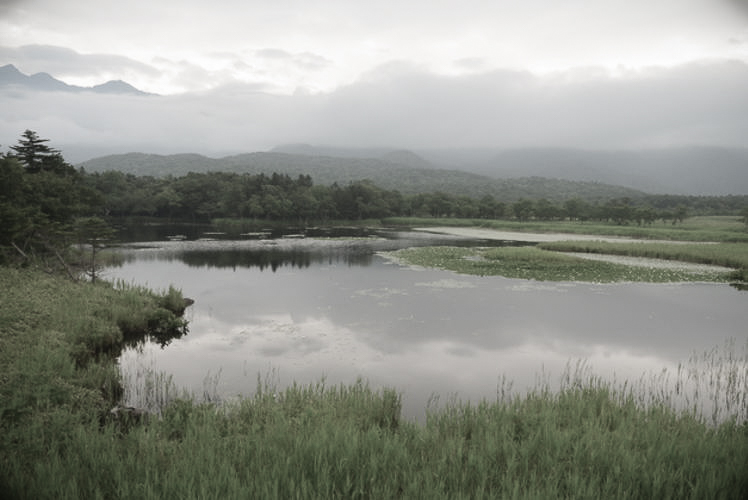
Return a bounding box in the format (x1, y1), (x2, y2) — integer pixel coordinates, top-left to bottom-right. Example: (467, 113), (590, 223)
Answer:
(2, 59), (748, 163)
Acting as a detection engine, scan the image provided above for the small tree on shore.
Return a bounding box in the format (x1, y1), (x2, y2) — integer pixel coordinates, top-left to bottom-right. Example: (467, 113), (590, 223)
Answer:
(74, 217), (116, 283)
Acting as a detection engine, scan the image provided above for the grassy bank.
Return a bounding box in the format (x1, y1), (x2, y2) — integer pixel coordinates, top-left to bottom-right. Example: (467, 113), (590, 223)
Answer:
(2, 268), (748, 498)
(0, 267), (188, 498)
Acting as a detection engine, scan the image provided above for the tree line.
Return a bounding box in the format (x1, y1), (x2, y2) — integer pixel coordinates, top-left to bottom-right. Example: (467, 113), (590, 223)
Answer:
(84, 169), (748, 225)
(2, 130), (748, 265)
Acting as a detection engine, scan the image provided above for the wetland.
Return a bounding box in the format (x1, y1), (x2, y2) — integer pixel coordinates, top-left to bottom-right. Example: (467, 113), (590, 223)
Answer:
(107, 223), (748, 420)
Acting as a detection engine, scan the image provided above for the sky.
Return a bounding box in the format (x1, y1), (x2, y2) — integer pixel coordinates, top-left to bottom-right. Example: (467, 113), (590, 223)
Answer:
(1, 0), (748, 160)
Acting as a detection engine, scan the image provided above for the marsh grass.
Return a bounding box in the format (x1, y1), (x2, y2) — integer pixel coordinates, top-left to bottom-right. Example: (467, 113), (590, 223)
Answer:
(3, 269), (748, 498)
(388, 245), (736, 283)
(539, 240), (748, 282)
(6, 353), (748, 499)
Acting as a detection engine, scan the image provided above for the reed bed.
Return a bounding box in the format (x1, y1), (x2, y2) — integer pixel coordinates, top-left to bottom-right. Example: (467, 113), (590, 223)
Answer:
(5, 354), (747, 499)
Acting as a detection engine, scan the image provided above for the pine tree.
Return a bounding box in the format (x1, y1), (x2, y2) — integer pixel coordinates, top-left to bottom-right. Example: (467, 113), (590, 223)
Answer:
(8, 129), (70, 174)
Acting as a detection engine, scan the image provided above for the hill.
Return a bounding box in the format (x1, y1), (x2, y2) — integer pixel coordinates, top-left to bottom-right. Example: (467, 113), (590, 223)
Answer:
(78, 151), (645, 203)
(424, 147), (748, 196)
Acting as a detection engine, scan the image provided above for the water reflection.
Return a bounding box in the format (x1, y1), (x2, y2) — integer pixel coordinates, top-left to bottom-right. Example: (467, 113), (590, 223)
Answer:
(109, 231), (748, 420)
(111, 228), (500, 271)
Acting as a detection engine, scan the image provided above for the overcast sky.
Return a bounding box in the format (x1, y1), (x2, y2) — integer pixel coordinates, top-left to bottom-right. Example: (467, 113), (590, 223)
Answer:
(2, 0), (748, 159)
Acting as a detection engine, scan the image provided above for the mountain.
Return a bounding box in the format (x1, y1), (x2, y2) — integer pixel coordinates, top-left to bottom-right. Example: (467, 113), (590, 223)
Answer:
(271, 144), (396, 159)
(78, 151), (645, 203)
(0, 64), (153, 96)
(91, 80), (147, 95)
(262, 145), (748, 196)
(272, 144), (434, 168)
(424, 147), (748, 196)
(78, 152), (219, 176)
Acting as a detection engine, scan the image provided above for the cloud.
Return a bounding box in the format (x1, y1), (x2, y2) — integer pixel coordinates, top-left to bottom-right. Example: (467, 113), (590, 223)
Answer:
(254, 48), (332, 71)
(0, 44), (161, 88)
(0, 0), (24, 14)
(453, 58), (487, 71)
(725, 0), (748, 18)
(2, 59), (747, 162)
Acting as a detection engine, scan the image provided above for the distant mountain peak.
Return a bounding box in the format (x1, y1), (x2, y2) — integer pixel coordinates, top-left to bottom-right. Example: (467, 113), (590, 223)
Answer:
(91, 79), (153, 95)
(0, 64), (24, 79)
(0, 64), (153, 96)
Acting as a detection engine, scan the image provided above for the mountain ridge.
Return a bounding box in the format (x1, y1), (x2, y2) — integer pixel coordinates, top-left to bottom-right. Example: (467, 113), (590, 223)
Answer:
(0, 64), (153, 96)
(78, 150), (647, 203)
(266, 143), (748, 196)
(459, 146), (748, 196)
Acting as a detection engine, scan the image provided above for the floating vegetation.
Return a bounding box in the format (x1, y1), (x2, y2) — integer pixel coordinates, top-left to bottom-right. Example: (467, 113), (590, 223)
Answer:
(539, 240), (748, 282)
(387, 245), (737, 283)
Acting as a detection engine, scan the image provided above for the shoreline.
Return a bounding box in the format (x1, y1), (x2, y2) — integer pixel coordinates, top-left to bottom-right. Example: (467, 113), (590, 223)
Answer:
(413, 226), (650, 243)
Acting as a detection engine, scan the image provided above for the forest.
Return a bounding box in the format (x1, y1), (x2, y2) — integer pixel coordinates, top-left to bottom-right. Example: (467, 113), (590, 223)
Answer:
(2, 130), (748, 263)
(84, 168), (748, 223)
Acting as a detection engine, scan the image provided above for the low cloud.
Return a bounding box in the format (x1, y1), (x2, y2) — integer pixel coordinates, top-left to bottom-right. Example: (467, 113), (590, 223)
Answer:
(0, 44), (159, 81)
(2, 59), (747, 162)
(254, 48), (333, 72)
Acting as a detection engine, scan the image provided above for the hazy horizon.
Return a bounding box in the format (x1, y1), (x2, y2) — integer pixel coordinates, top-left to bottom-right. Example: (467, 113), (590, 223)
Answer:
(2, 1), (747, 162)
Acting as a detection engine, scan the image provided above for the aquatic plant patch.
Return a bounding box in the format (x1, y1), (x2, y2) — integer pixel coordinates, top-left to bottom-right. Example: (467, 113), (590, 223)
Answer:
(539, 241), (748, 281)
(387, 245), (736, 283)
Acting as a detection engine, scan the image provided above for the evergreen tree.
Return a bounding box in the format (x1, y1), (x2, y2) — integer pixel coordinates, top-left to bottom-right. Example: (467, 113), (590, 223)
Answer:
(9, 129), (65, 174)
(1, 130), (103, 272)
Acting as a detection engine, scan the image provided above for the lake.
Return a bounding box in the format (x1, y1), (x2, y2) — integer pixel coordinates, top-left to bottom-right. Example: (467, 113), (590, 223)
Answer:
(107, 226), (747, 420)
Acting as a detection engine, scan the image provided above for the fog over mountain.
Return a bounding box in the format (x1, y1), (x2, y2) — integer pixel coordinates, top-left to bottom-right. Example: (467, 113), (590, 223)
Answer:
(0, 64), (151, 95)
(1, 59), (747, 157)
(2, 59), (748, 195)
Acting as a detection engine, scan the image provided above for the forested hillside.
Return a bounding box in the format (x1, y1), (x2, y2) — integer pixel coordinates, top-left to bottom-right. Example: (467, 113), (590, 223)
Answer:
(3, 130), (747, 267)
(78, 151), (644, 203)
(255, 144), (748, 197)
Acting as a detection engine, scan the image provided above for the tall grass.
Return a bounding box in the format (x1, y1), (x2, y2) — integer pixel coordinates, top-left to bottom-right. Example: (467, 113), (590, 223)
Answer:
(3, 268), (747, 498)
(5, 355), (747, 499)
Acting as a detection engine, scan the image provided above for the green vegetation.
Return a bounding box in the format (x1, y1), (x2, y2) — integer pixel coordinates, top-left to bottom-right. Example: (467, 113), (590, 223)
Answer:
(388, 246), (738, 283)
(3, 131), (747, 271)
(2, 268), (746, 497)
(77, 150), (648, 202)
(3, 130), (748, 497)
(84, 167), (747, 226)
(539, 240), (748, 281)
(386, 215), (748, 283)
(0, 268), (188, 494)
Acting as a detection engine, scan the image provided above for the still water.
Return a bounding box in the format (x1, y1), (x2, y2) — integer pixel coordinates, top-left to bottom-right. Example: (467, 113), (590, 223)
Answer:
(108, 228), (747, 419)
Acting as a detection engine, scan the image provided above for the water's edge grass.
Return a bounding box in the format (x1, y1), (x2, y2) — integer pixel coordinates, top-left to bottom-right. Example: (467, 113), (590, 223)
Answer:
(2, 267), (747, 498)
